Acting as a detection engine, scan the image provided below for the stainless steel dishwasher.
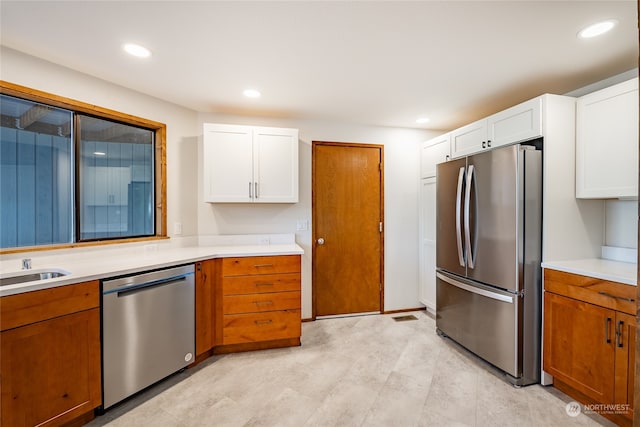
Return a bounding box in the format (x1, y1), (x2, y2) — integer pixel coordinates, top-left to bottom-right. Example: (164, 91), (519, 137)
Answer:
(102, 264), (195, 409)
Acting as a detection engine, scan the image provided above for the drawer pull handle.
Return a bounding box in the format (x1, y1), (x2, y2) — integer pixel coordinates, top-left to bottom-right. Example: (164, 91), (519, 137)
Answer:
(254, 319), (273, 325)
(254, 301), (274, 306)
(605, 317), (612, 343)
(253, 264), (274, 268)
(616, 320), (624, 348)
(255, 283), (274, 287)
(598, 291), (635, 302)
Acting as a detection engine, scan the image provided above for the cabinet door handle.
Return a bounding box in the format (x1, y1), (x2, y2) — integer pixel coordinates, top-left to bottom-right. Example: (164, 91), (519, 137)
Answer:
(487, 140), (492, 147)
(616, 320), (624, 348)
(605, 317), (612, 343)
(254, 319), (273, 325)
(255, 182), (259, 199)
(254, 300), (274, 306)
(249, 181), (253, 198)
(255, 283), (274, 287)
(482, 141), (486, 149)
(598, 291), (635, 302)
(253, 263), (273, 268)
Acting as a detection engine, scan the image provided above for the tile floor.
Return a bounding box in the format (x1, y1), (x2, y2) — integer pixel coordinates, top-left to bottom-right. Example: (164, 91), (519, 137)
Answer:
(87, 311), (615, 427)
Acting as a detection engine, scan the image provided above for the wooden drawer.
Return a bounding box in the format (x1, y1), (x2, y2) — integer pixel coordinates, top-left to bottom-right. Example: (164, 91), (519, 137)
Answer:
(222, 255), (301, 277)
(223, 291), (300, 315)
(544, 269), (636, 315)
(222, 273), (300, 295)
(222, 309), (301, 345)
(1, 281), (100, 331)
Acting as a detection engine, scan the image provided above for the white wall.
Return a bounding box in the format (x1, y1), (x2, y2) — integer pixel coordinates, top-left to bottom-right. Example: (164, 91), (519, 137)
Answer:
(605, 200), (638, 249)
(2, 47), (437, 318)
(1, 47), (200, 238)
(198, 113), (437, 317)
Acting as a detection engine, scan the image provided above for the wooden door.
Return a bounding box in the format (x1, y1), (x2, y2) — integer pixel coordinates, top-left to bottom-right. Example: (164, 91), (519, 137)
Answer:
(543, 292), (616, 403)
(312, 142), (383, 317)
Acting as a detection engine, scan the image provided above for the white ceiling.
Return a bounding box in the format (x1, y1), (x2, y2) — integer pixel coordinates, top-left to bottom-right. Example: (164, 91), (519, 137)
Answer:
(1, 1), (637, 131)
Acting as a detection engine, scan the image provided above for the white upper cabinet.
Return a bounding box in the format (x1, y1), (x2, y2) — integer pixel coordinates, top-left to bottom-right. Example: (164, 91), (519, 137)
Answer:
(488, 97), (542, 148)
(203, 124), (299, 203)
(451, 97), (542, 159)
(420, 133), (450, 178)
(451, 119), (486, 159)
(576, 78), (639, 199)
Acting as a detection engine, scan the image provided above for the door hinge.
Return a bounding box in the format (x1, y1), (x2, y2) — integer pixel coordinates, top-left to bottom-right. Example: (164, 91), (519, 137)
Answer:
(379, 222), (383, 233)
(379, 283), (382, 291)
(379, 163), (382, 171)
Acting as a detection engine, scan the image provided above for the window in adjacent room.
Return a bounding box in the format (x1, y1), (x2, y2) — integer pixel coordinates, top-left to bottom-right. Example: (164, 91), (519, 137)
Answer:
(0, 84), (166, 252)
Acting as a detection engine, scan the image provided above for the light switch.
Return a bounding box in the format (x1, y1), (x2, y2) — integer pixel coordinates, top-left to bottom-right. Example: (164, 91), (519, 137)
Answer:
(174, 222), (182, 235)
(296, 220), (309, 231)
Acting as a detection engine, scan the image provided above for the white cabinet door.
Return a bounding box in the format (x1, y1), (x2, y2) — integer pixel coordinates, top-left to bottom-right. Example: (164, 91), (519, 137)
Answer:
(253, 127), (299, 203)
(203, 124), (299, 203)
(419, 177), (437, 310)
(576, 78), (639, 199)
(488, 97), (542, 148)
(203, 124), (253, 203)
(450, 119), (487, 159)
(420, 133), (450, 178)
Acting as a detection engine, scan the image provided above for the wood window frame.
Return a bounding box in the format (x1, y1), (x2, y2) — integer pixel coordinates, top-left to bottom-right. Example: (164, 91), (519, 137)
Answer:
(0, 81), (167, 254)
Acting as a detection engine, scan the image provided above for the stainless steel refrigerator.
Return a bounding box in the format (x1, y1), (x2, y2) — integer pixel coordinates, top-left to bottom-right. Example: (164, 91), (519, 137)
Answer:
(435, 142), (542, 386)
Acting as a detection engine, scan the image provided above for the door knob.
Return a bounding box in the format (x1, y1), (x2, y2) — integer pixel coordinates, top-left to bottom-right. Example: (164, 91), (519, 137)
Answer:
(317, 238), (325, 245)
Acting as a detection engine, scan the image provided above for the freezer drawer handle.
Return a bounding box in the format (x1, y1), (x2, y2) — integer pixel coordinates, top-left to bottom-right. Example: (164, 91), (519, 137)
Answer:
(436, 272), (513, 304)
(455, 166), (466, 267)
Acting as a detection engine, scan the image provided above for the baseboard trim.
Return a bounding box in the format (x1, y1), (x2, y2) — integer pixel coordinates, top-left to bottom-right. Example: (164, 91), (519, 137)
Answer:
(383, 307), (426, 315)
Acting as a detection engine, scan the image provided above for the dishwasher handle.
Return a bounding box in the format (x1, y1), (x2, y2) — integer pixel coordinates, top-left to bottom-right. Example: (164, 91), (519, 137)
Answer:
(104, 273), (193, 297)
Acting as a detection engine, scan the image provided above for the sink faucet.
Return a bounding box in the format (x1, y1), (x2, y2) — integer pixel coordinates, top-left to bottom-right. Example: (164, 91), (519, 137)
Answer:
(22, 258), (32, 270)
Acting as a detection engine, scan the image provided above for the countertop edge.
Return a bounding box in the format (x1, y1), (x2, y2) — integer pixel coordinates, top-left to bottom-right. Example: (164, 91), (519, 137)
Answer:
(0, 245), (304, 297)
(542, 259), (637, 286)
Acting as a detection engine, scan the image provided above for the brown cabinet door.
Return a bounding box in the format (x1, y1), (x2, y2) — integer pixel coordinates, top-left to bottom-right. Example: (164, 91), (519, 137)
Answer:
(544, 292), (616, 403)
(1, 308), (101, 427)
(195, 260), (215, 357)
(614, 311), (636, 414)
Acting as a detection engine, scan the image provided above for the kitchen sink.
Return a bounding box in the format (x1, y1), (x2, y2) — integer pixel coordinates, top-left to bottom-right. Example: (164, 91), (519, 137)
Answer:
(0, 269), (70, 287)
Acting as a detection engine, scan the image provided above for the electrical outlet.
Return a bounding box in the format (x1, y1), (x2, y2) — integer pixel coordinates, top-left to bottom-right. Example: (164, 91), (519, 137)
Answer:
(260, 237), (270, 245)
(296, 219), (309, 231)
(174, 222), (183, 235)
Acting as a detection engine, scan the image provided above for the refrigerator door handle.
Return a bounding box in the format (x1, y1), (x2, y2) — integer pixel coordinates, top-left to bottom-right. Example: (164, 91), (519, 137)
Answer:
(464, 164), (476, 269)
(437, 272), (514, 304)
(455, 166), (466, 267)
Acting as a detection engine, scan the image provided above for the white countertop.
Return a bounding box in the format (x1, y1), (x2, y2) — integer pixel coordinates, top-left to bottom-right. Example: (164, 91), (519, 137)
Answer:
(0, 234), (304, 297)
(542, 258), (637, 286)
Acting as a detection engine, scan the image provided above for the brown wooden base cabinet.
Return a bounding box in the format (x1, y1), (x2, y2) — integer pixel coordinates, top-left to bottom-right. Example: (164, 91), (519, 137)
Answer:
(214, 255), (302, 353)
(195, 259), (216, 360)
(1, 281), (102, 427)
(543, 269), (635, 426)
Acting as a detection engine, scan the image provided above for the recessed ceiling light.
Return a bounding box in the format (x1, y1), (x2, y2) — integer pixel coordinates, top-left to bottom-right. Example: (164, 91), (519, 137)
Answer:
(416, 117), (430, 124)
(578, 20), (617, 39)
(93, 151), (106, 156)
(243, 89), (261, 98)
(123, 43), (152, 58)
